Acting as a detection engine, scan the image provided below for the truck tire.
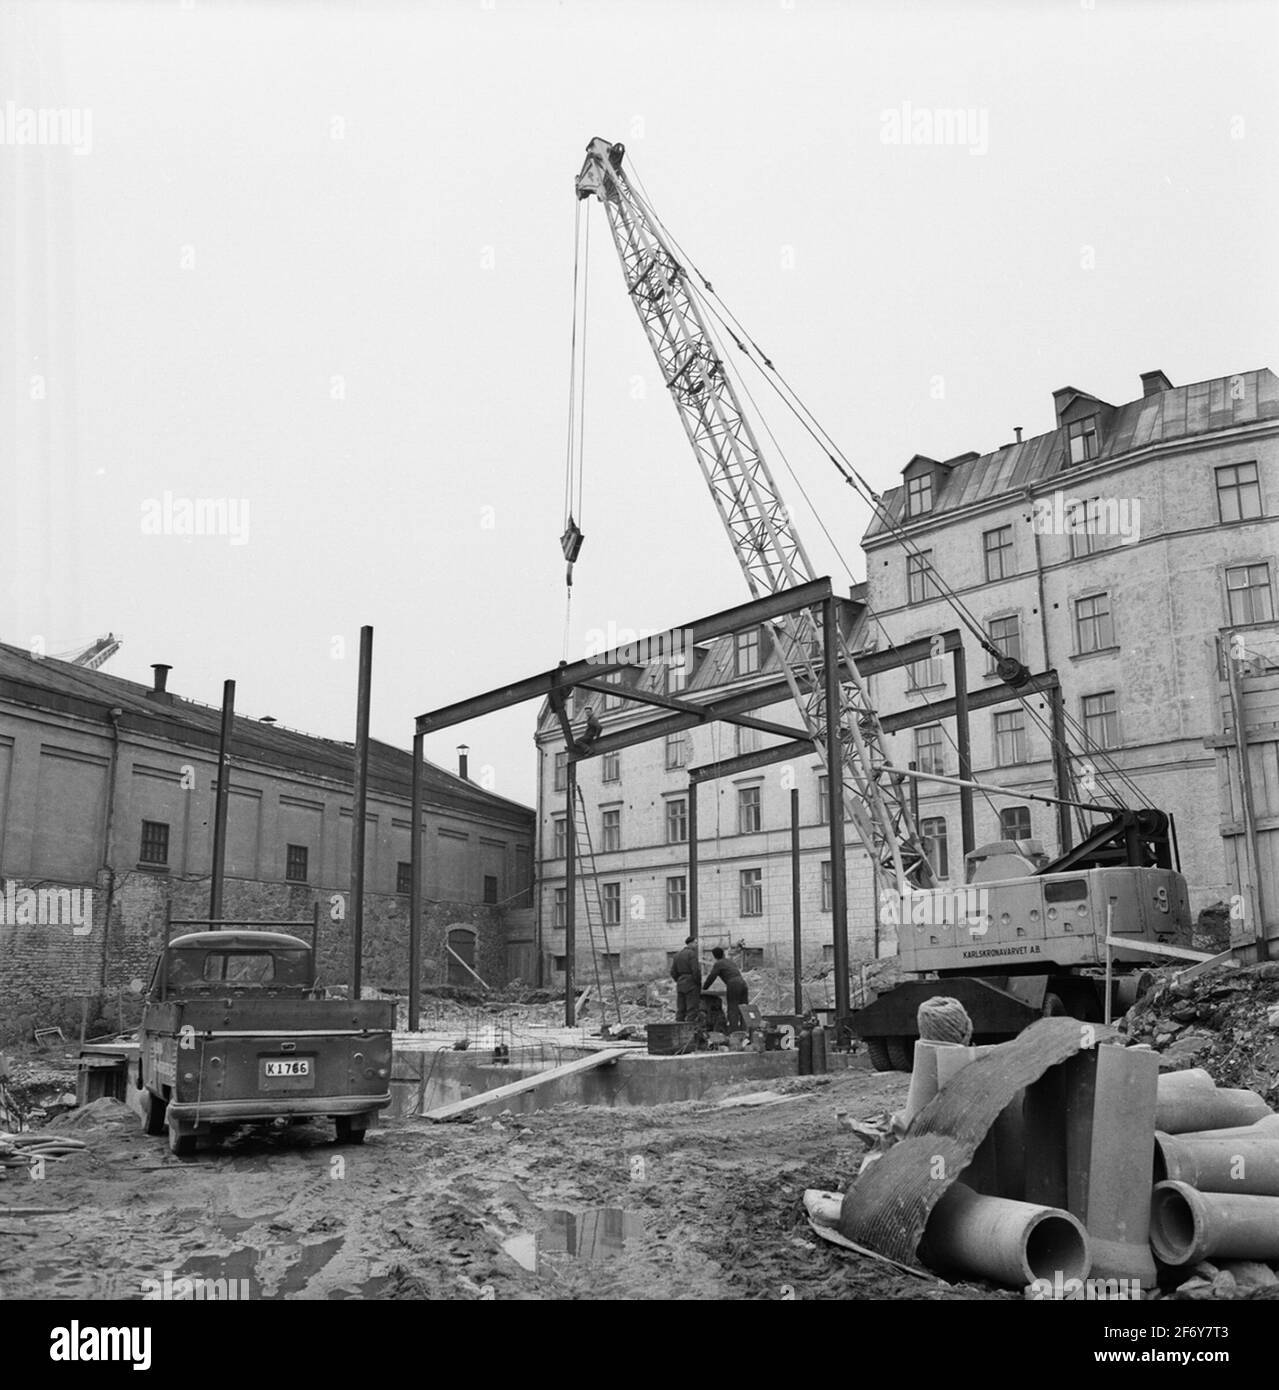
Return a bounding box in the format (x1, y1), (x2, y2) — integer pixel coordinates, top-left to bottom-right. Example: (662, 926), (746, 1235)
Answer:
(142, 1089), (168, 1137)
(334, 1115), (367, 1145)
(886, 1036), (915, 1072)
(1042, 993), (1066, 1018)
(864, 1037), (894, 1073)
(167, 1116), (196, 1158)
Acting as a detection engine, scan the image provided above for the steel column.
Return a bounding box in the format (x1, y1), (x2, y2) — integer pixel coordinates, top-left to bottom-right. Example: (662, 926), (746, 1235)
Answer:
(1049, 682), (1074, 854)
(409, 731), (423, 1031)
(823, 598), (850, 1024)
(209, 679), (235, 923)
(565, 758), (577, 1024)
(350, 625), (373, 1000)
(791, 787), (802, 1014)
(688, 780), (699, 940)
(953, 646), (975, 858)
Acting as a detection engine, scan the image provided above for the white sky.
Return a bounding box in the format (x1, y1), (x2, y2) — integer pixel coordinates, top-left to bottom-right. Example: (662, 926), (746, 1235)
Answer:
(4, 0), (1277, 806)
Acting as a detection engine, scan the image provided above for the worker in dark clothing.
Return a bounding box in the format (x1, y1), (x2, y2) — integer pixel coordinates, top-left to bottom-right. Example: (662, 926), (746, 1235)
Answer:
(703, 947), (749, 1031)
(669, 936), (703, 1023)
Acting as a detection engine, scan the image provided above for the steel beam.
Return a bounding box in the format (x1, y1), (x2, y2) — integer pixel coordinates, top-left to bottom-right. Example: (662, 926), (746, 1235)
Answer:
(689, 738), (815, 784)
(415, 578), (834, 732)
(877, 670), (1060, 734)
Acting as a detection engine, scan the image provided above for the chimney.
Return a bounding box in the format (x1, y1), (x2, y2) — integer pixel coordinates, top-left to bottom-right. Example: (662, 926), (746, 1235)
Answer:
(457, 744), (470, 780)
(148, 663), (173, 703)
(1140, 369), (1173, 398)
(1014, 426), (1023, 444)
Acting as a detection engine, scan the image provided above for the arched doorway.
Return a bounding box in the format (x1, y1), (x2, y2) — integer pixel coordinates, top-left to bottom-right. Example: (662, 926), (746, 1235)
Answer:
(446, 924), (478, 987)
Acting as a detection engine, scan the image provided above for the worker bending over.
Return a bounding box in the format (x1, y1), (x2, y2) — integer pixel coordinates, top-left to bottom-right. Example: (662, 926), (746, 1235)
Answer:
(703, 947), (749, 1031)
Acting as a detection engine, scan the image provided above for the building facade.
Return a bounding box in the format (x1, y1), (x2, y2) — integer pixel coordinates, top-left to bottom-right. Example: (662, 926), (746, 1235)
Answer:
(863, 367), (1279, 931)
(0, 648), (535, 1040)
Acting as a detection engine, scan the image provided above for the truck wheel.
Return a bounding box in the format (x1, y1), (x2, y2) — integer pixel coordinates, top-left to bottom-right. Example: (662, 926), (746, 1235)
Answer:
(864, 1037), (894, 1073)
(886, 1036), (915, 1072)
(142, 1089), (168, 1137)
(167, 1117), (196, 1158)
(334, 1116), (367, 1145)
(1041, 993), (1066, 1018)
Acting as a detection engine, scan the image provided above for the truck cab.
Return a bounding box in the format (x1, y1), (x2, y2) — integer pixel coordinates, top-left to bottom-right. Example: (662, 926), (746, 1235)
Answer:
(138, 930), (395, 1156)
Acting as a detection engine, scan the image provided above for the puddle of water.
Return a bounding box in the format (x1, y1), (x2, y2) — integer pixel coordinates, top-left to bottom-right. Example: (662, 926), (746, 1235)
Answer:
(276, 1236), (344, 1296)
(173, 1246), (260, 1297)
(502, 1207), (642, 1274)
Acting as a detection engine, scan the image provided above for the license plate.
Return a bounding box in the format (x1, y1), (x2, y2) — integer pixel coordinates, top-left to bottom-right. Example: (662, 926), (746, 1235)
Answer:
(264, 1059), (310, 1077)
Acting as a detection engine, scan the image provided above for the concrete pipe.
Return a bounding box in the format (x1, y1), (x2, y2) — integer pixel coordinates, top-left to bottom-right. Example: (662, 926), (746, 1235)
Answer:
(1177, 1113), (1279, 1142)
(1150, 1180), (1279, 1266)
(1155, 1069), (1271, 1134)
(1154, 1131), (1279, 1196)
(922, 1181), (1090, 1288)
(904, 1040), (962, 1125)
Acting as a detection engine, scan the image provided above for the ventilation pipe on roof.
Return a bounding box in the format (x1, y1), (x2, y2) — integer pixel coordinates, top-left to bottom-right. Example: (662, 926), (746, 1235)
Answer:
(457, 744), (470, 781)
(1014, 426), (1023, 443)
(148, 664), (173, 703)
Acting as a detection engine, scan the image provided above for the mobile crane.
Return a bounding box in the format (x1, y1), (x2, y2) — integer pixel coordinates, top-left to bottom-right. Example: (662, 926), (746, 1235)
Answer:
(573, 138), (1192, 1066)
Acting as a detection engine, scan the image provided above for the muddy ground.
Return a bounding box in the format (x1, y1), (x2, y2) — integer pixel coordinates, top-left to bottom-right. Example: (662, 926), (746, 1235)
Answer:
(0, 1060), (1015, 1302)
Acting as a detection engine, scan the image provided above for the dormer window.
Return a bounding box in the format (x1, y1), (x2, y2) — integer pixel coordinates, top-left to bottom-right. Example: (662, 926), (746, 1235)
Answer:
(906, 471), (934, 517)
(1068, 416), (1100, 465)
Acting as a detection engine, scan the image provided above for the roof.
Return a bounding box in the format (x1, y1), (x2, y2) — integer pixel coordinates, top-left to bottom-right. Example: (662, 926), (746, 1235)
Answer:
(864, 368), (1279, 541)
(0, 643), (533, 824)
(169, 931), (311, 951)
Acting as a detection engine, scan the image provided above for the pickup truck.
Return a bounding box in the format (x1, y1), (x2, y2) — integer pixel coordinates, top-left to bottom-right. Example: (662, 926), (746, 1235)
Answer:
(137, 928), (394, 1156)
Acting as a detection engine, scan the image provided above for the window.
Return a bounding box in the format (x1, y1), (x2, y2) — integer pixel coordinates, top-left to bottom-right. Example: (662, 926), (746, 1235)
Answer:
(907, 551), (940, 605)
(285, 844), (309, 883)
(921, 817), (949, 879)
(1216, 462), (1262, 523)
(1067, 416), (1099, 464)
(1081, 691), (1119, 750)
(993, 710), (1027, 767)
(1074, 592), (1115, 654)
(140, 820), (169, 866)
(603, 671), (625, 711)
(665, 797), (688, 844)
(666, 875), (687, 921)
(553, 750), (567, 791)
(735, 724), (761, 756)
(822, 944), (835, 964)
(601, 807), (621, 853)
(664, 654), (688, 694)
(737, 785), (762, 834)
(908, 648), (945, 691)
(483, 874), (499, 905)
(915, 724), (945, 776)
(600, 952), (620, 971)
(602, 750), (620, 782)
(1068, 499), (1100, 559)
(739, 868), (763, 916)
(734, 628), (762, 677)
(984, 526), (1013, 582)
(906, 471), (933, 517)
(553, 887), (567, 928)
(552, 815), (567, 859)
(821, 860), (832, 912)
(396, 861), (412, 895)
(601, 882), (621, 926)
(999, 806), (1032, 841)
(552, 955), (567, 973)
(986, 615), (1022, 673)
(740, 947), (764, 970)
(1226, 563), (1274, 625)
(665, 732), (688, 770)
(817, 773), (830, 824)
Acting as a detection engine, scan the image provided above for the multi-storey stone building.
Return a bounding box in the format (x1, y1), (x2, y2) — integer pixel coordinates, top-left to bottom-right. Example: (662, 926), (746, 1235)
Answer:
(863, 366), (1278, 928)
(0, 646), (535, 1039)
(535, 366), (1279, 979)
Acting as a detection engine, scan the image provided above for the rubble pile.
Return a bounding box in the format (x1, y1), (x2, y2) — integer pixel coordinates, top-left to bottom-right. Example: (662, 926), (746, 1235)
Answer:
(1120, 961), (1279, 1103)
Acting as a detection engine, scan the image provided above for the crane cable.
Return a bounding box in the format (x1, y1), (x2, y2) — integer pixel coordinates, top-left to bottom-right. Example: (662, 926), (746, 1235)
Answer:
(624, 158), (1146, 811)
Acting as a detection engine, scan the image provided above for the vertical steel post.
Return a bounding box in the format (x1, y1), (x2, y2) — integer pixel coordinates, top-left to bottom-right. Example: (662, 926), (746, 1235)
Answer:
(209, 679), (235, 923)
(822, 598), (850, 1026)
(687, 779), (699, 940)
(1049, 683), (1073, 854)
(311, 902), (321, 990)
(565, 757), (577, 1025)
(409, 731), (424, 1031)
(952, 646), (975, 859)
(350, 626), (373, 1000)
(790, 786), (802, 1014)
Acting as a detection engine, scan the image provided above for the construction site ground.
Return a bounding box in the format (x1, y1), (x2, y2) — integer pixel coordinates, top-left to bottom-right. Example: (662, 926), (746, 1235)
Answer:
(0, 1053), (1019, 1302)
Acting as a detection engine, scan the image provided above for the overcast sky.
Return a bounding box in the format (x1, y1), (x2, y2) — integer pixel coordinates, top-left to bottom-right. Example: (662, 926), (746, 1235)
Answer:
(4, 0), (1277, 806)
